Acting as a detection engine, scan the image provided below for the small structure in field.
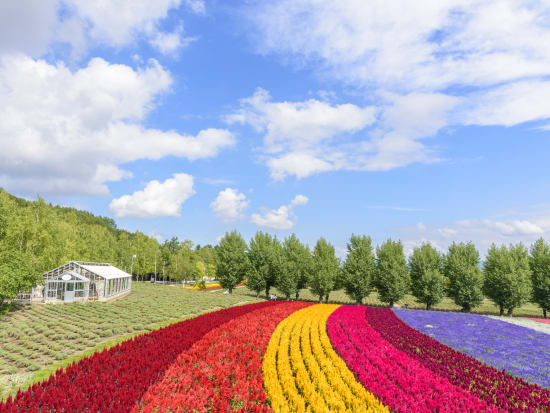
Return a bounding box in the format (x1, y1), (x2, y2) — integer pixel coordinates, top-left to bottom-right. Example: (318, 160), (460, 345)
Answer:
(27, 261), (132, 303)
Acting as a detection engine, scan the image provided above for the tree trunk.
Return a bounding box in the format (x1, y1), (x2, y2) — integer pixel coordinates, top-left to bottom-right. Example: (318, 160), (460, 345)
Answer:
(544, 308), (547, 319)
(324, 293), (329, 303)
(426, 303), (431, 310)
(286, 294), (290, 300)
(295, 291), (300, 300)
(256, 291), (260, 298)
(229, 287), (233, 294)
(507, 308), (513, 317)
(462, 304), (471, 313)
(356, 297), (362, 305)
(318, 295), (322, 303)
(499, 304), (504, 316)
(265, 286), (270, 298)
(389, 301), (394, 308)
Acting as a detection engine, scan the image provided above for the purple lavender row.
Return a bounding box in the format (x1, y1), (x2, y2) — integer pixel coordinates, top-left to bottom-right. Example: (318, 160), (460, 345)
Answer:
(393, 308), (550, 388)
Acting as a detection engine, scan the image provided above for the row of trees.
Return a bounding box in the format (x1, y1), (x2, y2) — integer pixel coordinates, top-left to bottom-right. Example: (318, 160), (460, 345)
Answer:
(216, 230), (550, 317)
(0, 189), (216, 305)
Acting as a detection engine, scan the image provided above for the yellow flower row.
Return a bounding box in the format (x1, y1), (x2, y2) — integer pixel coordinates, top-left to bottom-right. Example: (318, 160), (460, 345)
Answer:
(263, 304), (389, 413)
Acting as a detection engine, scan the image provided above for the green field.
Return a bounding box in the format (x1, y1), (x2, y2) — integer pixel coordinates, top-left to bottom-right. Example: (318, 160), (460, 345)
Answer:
(0, 282), (543, 400)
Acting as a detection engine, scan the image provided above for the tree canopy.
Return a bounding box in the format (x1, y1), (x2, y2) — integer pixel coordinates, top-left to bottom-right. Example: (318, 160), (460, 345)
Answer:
(310, 238), (339, 303)
(375, 239), (409, 307)
(342, 234), (375, 304)
(409, 243), (445, 310)
(530, 238), (550, 318)
(483, 243), (532, 316)
(443, 242), (484, 312)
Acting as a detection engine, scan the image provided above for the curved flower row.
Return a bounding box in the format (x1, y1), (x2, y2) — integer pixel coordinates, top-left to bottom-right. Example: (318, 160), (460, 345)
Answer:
(263, 304), (388, 413)
(371, 307), (550, 412)
(327, 306), (500, 413)
(135, 301), (312, 412)
(0, 301), (278, 413)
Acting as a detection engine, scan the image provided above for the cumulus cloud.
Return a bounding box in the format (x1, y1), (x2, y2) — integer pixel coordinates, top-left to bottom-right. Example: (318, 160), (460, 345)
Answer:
(251, 195), (309, 230)
(229, 88), (461, 179)
(149, 24), (197, 56)
(0, 0), (58, 57)
(241, 1), (550, 176)
(110, 173), (195, 218)
(210, 188), (249, 222)
(395, 212), (550, 259)
(480, 219), (544, 236)
(0, 0), (202, 58)
(229, 88), (383, 179)
(0, 55), (235, 196)
(247, 1), (550, 93)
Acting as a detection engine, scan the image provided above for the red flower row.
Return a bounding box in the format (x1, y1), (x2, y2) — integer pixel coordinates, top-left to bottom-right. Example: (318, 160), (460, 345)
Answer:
(327, 306), (499, 413)
(365, 307), (550, 413)
(0, 301), (279, 413)
(135, 301), (312, 412)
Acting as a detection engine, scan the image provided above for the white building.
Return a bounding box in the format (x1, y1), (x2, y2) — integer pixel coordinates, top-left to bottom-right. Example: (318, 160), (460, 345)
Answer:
(27, 261), (132, 303)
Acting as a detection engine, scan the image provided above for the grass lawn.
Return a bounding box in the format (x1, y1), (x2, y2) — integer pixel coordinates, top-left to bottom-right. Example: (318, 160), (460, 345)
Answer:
(0, 282), (262, 399)
(264, 287), (544, 317)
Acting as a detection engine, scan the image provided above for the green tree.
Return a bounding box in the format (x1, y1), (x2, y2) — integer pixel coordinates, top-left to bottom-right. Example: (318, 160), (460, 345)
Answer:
(443, 242), (484, 312)
(0, 249), (41, 307)
(310, 238), (339, 303)
(247, 232), (282, 298)
(278, 234), (311, 300)
(483, 243), (532, 316)
(375, 239), (409, 307)
(409, 243), (445, 310)
(216, 230), (248, 293)
(342, 235), (375, 304)
(530, 238), (550, 318)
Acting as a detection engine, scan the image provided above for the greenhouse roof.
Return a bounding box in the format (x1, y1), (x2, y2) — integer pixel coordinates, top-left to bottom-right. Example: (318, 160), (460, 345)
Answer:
(78, 263), (132, 280)
(49, 271), (89, 282)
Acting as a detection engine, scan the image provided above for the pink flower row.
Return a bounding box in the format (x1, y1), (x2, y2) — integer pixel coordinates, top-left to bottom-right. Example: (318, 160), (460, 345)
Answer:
(327, 306), (501, 413)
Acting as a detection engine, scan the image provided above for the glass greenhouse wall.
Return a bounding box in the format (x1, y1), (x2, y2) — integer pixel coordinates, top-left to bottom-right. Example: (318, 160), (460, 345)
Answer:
(25, 261), (132, 303)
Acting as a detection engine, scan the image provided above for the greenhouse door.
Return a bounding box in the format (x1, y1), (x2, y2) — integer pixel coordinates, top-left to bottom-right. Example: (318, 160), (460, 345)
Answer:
(65, 282), (75, 302)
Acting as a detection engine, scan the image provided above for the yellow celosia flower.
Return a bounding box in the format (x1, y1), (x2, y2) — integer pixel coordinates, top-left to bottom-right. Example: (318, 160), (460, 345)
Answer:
(262, 304), (389, 413)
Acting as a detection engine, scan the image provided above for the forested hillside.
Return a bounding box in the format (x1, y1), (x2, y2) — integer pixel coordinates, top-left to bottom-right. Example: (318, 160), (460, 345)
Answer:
(0, 189), (215, 303)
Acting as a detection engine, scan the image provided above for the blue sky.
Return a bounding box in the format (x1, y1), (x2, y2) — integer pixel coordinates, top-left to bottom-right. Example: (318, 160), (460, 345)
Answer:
(1, 0), (550, 256)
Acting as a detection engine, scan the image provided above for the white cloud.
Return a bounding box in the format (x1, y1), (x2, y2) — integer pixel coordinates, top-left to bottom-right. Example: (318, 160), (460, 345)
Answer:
(416, 222), (426, 231)
(210, 188), (249, 222)
(0, 55), (235, 196)
(481, 219), (544, 236)
(243, 1), (550, 172)
(110, 173), (195, 218)
(0, 0), (203, 58)
(229, 88), (463, 180)
(248, 1), (550, 93)
(228, 88), (377, 152)
(251, 195), (309, 230)
(184, 0), (205, 15)
(438, 227), (457, 238)
(463, 80), (550, 127)
(149, 24), (197, 55)
(396, 212), (550, 259)
(0, 0), (58, 57)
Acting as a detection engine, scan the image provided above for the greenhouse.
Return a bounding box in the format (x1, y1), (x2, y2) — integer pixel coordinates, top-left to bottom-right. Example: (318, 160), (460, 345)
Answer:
(27, 261), (132, 303)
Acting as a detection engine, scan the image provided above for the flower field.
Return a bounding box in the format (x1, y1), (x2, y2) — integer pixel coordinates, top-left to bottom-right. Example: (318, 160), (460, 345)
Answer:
(394, 308), (550, 388)
(1, 302), (549, 412)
